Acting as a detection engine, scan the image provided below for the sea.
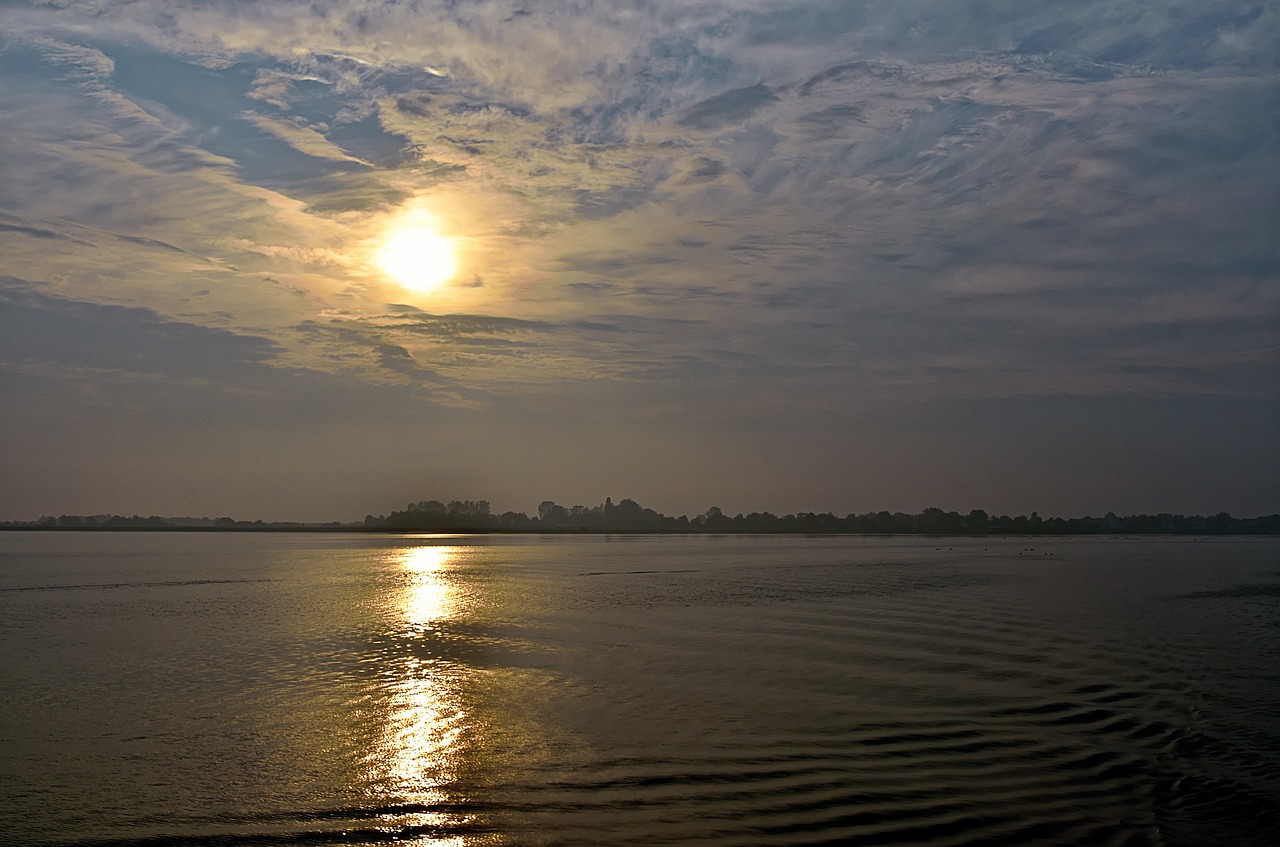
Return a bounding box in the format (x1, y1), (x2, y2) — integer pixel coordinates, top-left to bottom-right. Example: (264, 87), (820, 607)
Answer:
(1, 532), (1277, 846)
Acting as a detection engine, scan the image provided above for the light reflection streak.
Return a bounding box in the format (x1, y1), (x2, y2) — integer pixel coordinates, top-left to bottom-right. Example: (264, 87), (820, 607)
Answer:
(366, 544), (474, 841)
(402, 546), (454, 632)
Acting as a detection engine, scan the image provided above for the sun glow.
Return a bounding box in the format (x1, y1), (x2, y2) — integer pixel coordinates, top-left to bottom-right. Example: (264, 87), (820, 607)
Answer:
(375, 210), (458, 293)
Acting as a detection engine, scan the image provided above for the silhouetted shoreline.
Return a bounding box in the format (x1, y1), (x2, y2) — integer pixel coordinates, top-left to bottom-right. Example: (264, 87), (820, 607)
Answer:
(4, 498), (1278, 535)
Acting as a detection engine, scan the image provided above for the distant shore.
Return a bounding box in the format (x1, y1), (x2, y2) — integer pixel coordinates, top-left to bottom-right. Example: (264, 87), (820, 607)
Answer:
(4, 521), (1278, 537)
(6, 498), (1278, 535)
(6, 528), (1280, 539)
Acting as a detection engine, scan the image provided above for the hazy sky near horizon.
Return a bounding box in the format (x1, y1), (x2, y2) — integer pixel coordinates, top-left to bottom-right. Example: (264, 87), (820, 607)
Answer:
(1, 0), (1277, 521)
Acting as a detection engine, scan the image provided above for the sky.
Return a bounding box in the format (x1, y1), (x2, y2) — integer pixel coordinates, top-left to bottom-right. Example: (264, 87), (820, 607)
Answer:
(1, 0), (1277, 522)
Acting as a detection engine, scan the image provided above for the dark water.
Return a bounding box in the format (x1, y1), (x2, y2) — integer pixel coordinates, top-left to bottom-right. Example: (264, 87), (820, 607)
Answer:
(1, 533), (1277, 846)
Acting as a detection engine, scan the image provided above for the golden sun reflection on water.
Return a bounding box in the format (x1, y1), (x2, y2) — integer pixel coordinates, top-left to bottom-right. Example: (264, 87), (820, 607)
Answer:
(402, 546), (455, 631)
(366, 544), (475, 842)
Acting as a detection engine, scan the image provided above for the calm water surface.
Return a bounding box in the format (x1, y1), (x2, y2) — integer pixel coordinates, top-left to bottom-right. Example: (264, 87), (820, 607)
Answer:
(1, 533), (1277, 846)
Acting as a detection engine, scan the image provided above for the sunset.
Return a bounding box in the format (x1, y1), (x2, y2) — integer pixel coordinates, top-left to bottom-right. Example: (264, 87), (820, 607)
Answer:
(1, 2), (1277, 845)
(1, 0), (1275, 521)
(375, 204), (461, 294)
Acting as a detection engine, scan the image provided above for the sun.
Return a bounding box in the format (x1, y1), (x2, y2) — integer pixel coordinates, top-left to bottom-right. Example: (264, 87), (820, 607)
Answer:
(376, 213), (458, 293)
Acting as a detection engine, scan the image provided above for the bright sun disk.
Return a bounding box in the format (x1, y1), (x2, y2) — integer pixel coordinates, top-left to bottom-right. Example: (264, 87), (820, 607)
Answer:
(376, 219), (458, 293)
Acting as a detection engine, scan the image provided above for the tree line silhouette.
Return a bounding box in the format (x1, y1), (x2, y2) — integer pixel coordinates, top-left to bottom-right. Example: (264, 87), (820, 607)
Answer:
(361, 499), (1280, 535)
(7, 499), (1277, 534)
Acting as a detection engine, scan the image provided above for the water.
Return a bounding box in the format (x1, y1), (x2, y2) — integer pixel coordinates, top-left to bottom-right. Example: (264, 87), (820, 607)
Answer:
(1, 533), (1277, 846)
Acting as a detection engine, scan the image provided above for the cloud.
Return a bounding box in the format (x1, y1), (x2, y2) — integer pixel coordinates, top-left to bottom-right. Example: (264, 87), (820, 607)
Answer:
(678, 83), (778, 129)
(0, 279), (283, 378)
(1, 1), (1276, 516)
(238, 111), (373, 165)
(0, 215), (93, 245)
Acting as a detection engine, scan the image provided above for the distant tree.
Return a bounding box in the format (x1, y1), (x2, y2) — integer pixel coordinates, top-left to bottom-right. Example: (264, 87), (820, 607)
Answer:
(921, 507), (964, 534)
(447, 499), (490, 518)
(607, 498), (665, 531)
(497, 511), (531, 529)
(351, 497), (1277, 537)
(870, 510), (895, 532)
(698, 506), (727, 531)
(1206, 512), (1233, 534)
(538, 501), (569, 525)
